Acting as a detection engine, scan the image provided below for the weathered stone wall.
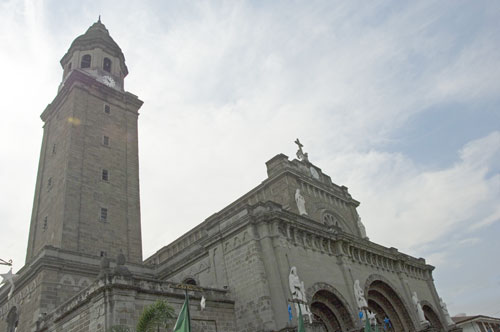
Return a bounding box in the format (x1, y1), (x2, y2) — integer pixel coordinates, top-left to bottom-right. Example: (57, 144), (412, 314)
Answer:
(1, 247), (108, 332)
(27, 70), (143, 265)
(0, 271), (43, 332)
(164, 222), (277, 332)
(27, 86), (76, 262)
(158, 199), (452, 332)
(34, 276), (236, 332)
(219, 225), (276, 331)
(61, 78), (143, 263)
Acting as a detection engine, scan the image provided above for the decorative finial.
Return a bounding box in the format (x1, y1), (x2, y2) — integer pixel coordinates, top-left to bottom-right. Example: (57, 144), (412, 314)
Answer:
(98, 15), (101, 23)
(294, 138), (309, 162)
(113, 250), (131, 277)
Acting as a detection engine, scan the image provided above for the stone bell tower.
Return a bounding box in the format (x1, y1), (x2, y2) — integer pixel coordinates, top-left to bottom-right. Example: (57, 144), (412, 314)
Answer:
(26, 19), (143, 264)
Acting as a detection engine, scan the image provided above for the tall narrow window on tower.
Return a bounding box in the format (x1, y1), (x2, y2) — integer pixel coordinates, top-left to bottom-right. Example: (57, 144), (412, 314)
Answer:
(81, 54), (91, 68)
(100, 208), (108, 222)
(103, 57), (112, 72)
(104, 104), (111, 114)
(102, 169), (109, 181)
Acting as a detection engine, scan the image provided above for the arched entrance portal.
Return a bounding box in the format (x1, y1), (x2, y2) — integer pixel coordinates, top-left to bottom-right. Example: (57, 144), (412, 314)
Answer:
(422, 304), (444, 330)
(365, 278), (414, 332)
(309, 287), (355, 332)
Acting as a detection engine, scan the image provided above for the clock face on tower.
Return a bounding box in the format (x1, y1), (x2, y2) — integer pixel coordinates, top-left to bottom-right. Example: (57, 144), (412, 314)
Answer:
(97, 75), (116, 88)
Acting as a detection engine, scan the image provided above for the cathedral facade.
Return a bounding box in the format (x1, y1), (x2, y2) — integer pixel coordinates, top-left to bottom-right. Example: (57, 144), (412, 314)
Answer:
(0, 21), (459, 332)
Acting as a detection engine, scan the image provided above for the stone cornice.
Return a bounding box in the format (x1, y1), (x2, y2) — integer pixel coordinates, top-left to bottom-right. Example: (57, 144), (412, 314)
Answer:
(148, 200), (432, 284)
(336, 237), (432, 280)
(0, 246), (155, 308)
(41, 69), (143, 122)
(0, 246), (98, 305)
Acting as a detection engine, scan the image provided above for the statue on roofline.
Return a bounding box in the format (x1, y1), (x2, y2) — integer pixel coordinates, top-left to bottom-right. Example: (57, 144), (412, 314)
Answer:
(295, 189), (308, 215)
(412, 291), (430, 325)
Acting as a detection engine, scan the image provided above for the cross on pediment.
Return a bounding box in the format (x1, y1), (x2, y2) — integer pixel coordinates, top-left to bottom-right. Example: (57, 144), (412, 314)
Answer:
(294, 138), (309, 162)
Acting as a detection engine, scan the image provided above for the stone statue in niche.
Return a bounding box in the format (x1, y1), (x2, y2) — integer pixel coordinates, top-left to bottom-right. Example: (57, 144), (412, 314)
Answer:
(439, 297), (454, 326)
(354, 279), (368, 310)
(295, 189), (307, 215)
(289, 266), (313, 323)
(412, 291), (429, 325)
(357, 216), (369, 240)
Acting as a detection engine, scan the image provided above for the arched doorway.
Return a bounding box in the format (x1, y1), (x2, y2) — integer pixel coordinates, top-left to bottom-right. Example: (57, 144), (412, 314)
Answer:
(307, 283), (355, 332)
(422, 303), (444, 331)
(365, 277), (415, 332)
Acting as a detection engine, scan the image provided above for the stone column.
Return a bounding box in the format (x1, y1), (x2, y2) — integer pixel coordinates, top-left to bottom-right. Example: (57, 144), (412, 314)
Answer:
(256, 220), (288, 330)
(336, 240), (360, 329)
(395, 258), (421, 331)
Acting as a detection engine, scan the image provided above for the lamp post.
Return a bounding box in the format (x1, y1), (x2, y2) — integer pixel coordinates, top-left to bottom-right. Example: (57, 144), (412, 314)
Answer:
(0, 258), (12, 266)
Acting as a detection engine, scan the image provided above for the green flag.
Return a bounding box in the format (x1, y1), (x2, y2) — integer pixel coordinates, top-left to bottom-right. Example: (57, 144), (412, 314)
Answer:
(173, 292), (191, 332)
(297, 304), (305, 332)
(364, 317), (372, 332)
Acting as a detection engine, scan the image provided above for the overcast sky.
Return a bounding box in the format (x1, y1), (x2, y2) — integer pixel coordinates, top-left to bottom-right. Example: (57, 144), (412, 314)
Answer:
(1, 0), (499, 317)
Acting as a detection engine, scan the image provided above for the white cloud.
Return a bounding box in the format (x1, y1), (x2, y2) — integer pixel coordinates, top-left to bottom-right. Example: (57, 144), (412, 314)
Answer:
(434, 33), (500, 101)
(323, 132), (500, 253)
(468, 208), (500, 231)
(0, 0), (499, 315)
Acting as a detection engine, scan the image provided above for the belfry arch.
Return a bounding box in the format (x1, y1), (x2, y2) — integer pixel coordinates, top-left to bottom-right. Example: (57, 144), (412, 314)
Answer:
(364, 275), (415, 331)
(307, 282), (356, 332)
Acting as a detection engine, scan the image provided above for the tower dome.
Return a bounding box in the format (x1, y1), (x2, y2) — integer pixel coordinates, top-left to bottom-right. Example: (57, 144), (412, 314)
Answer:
(59, 19), (128, 90)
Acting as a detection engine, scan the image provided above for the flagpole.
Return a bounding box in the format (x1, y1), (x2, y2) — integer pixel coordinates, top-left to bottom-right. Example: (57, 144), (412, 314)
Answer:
(185, 289), (191, 331)
(287, 298), (308, 332)
(171, 283), (203, 332)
